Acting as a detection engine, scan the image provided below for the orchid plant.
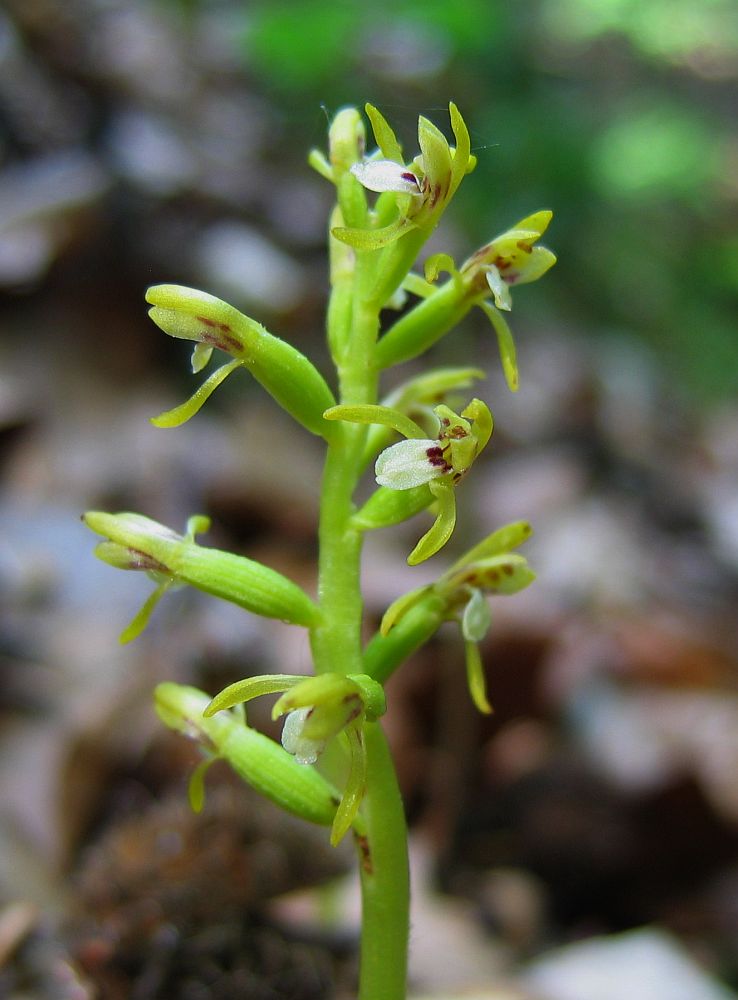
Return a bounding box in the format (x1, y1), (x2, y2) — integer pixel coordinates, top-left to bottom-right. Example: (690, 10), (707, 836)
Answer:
(84, 103), (554, 1000)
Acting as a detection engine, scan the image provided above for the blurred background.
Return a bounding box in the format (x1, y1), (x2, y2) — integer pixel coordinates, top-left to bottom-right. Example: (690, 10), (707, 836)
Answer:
(1, 1), (737, 998)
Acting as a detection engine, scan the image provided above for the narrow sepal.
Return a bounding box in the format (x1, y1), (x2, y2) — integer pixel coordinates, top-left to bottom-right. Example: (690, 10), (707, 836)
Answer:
(380, 584), (432, 636)
(204, 674), (303, 717)
(324, 404), (426, 440)
(330, 726), (366, 846)
(332, 217), (417, 251)
(465, 641), (492, 714)
(446, 553), (536, 596)
(119, 578), (173, 644)
(151, 359), (243, 428)
(407, 480), (457, 565)
(449, 520), (533, 572)
(448, 102), (472, 194)
(188, 757), (216, 813)
(365, 104), (404, 162)
(479, 300), (519, 392)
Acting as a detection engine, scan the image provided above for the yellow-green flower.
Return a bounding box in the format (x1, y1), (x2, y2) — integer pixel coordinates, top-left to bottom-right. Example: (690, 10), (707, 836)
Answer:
(374, 398), (493, 564)
(379, 521), (536, 713)
(204, 672), (386, 845)
(334, 102), (474, 250)
(462, 210), (556, 312)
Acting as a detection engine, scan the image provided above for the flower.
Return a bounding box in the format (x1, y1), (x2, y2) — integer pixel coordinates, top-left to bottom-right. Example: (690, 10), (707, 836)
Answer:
(83, 510), (318, 640)
(145, 284), (336, 437)
(84, 512), (209, 643)
(379, 520), (536, 713)
(333, 102), (474, 250)
(461, 210), (556, 312)
(204, 672), (386, 845)
(374, 398), (493, 564)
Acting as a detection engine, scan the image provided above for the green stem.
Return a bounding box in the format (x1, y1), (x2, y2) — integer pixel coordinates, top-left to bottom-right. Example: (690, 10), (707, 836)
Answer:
(311, 264), (380, 676)
(356, 722), (410, 1000)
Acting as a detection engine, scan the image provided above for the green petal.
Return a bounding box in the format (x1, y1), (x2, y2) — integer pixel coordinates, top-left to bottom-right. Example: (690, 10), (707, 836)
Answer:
(380, 584), (433, 636)
(448, 102), (472, 195)
(365, 104), (404, 162)
(513, 209), (553, 237)
(417, 115), (452, 193)
(461, 398), (494, 453)
(150, 359), (243, 428)
(447, 553), (536, 596)
(204, 675), (303, 717)
(331, 725), (367, 846)
(465, 641), (492, 714)
(479, 300), (519, 393)
(449, 521), (533, 571)
(324, 403), (427, 440)
(407, 480), (456, 565)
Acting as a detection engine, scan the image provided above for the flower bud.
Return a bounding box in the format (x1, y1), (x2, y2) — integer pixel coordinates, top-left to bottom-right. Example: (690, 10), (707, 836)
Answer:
(154, 683), (340, 828)
(146, 285), (337, 438)
(84, 511), (318, 634)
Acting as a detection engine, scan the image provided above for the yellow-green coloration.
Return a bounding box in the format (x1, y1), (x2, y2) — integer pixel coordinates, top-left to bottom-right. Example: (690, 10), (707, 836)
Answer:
(146, 284), (337, 438)
(84, 510), (318, 639)
(83, 103), (554, 1000)
(204, 671), (385, 845)
(154, 683), (343, 829)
